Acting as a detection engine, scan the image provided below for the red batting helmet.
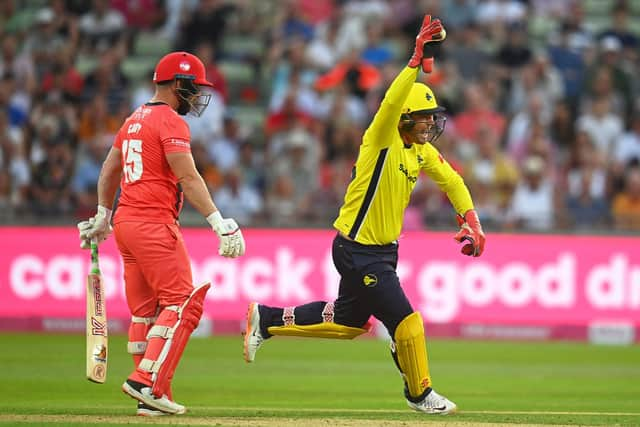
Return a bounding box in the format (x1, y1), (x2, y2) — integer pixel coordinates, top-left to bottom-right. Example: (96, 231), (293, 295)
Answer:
(153, 51), (213, 87)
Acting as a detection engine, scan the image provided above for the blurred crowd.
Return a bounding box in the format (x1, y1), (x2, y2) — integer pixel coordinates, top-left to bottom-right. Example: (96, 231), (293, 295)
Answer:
(1, 0), (640, 233)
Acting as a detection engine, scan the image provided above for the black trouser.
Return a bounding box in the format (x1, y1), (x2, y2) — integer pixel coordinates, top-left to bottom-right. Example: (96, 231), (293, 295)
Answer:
(259, 234), (414, 338)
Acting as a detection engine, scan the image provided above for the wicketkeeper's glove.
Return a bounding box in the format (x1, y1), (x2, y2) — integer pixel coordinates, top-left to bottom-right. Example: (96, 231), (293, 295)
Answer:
(408, 14), (447, 74)
(206, 211), (246, 258)
(78, 205), (113, 249)
(453, 209), (485, 257)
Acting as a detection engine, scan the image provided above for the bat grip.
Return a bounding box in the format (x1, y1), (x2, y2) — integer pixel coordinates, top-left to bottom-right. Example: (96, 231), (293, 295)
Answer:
(90, 238), (100, 273)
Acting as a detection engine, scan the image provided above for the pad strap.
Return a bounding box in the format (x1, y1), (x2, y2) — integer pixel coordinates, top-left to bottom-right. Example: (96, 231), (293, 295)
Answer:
(322, 302), (335, 322)
(127, 315), (157, 354)
(138, 358), (161, 373)
(283, 307), (295, 326)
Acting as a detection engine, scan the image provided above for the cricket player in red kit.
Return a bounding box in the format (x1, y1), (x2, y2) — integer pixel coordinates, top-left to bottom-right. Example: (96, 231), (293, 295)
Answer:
(78, 51), (245, 416)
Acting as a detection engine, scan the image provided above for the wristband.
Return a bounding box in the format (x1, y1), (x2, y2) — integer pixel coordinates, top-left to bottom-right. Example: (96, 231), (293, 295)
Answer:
(97, 205), (112, 221)
(206, 211), (223, 228)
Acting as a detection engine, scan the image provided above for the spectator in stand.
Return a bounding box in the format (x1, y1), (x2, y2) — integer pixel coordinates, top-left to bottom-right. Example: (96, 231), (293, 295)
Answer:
(548, 99), (576, 153)
(464, 125), (519, 219)
(476, 0), (527, 27)
(440, 0), (478, 31)
(194, 42), (228, 104)
(175, 0), (236, 53)
(77, 95), (121, 149)
(581, 62), (627, 119)
(506, 155), (555, 231)
(237, 141), (266, 194)
(191, 142), (223, 196)
(207, 114), (242, 173)
(445, 21), (490, 82)
(547, 21), (586, 106)
(613, 112), (640, 170)
(40, 47), (85, 102)
(565, 173), (610, 229)
(563, 130), (608, 194)
(264, 172), (300, 227)
(453, 82), (506, 147)
(0, 112), (29, 213)
(333, 0), (390, 60)
(269, 127), (320, 216)
(314, 49), (381, 102)
(29, 138), (75, 216)
(264, 90), (315, 149)
(598, 1), (639, 51)
(507, 50), (564, 116)
(81, 47), (130, 112)
(71, 138), (106, 218)
(0, 33), (37, 96)
(270, 63), (321, 121)
(553, 2), (594, 54)
(495, 21), (532, 70)
(29, 93), (77, 162)
(0, 169), (12, 219)
(20, 8), (67, 83)
(506, 90), (553, 158)
(213, 167), (263, 226)
(611, 166), (640, 230)
(576, 96), (624, 159)
(0, 73), (29, 132)
(78, 0), (126, 53)
(0, 0), (36, 36)
(48, 0), (80, 53)
(583, 36), (633, 120)
(562, 131), (609, 229)
(110, 0), (165, 31)
(360, 20), (394, 67)
(305, 16), (342, 71)
(514, 121), (557, 170)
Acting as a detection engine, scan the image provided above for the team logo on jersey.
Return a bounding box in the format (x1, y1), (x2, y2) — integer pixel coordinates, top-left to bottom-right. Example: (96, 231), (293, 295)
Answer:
(179, 61), (191, 71)
(417, 155), (424, 164)
(363, 274), (378, 287)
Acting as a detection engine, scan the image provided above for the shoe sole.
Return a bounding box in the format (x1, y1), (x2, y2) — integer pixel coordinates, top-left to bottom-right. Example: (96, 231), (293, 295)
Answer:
(243, 302), (258, 363)
(407, 401), (457, 415)
(137, 408), (168, 417)
(122, 381), (184, 415)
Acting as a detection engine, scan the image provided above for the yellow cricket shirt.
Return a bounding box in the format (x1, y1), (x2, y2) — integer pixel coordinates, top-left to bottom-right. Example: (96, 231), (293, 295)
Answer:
(333, 66), (474, 245)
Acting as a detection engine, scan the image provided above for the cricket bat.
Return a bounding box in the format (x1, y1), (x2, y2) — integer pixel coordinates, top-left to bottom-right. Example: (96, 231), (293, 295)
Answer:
(86, 238), (108, 383)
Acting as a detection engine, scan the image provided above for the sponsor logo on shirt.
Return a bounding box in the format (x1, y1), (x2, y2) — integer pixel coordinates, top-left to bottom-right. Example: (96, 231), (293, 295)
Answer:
(399, 163), (417, 183)
(168, 139), (190, 147)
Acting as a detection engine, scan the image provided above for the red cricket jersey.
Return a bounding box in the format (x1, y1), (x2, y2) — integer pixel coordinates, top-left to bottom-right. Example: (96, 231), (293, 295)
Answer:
(113, 103), (191, 224)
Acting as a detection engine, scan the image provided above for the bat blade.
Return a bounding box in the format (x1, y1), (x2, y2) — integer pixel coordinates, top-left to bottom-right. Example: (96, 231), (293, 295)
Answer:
(86, 272), (108, 383)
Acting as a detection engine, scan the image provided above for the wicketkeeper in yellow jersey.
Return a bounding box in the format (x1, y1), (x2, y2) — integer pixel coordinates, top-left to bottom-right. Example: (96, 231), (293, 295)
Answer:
(243, 14), (485, 415)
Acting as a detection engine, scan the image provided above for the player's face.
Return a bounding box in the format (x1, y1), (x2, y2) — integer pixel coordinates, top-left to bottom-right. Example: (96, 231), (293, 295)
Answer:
(409, 114), (436, 145)
(175, 80), (211, 116)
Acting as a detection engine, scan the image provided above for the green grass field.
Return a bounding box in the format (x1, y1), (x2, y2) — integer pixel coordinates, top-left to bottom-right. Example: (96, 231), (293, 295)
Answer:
(0, 333), (638, 426)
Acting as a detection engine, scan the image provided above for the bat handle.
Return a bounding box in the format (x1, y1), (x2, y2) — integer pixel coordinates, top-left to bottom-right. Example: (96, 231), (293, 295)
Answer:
(90, 238), (100, 274)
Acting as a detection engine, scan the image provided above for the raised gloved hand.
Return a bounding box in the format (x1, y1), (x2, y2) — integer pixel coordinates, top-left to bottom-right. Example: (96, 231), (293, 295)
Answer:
(408, 14), (447, 73)
(206, 211), (246, 258)
(453, 210), (485, 257)
(78, 205), (113, 249)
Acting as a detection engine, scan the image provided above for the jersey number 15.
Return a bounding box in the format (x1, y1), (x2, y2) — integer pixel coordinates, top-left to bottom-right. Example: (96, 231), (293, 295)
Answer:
(122, 139), (143, 183)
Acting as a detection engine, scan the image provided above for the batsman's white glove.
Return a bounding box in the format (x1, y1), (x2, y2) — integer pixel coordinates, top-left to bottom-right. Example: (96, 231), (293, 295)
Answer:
(78, 205), (113, 249)
(206, 211), (246, 258)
